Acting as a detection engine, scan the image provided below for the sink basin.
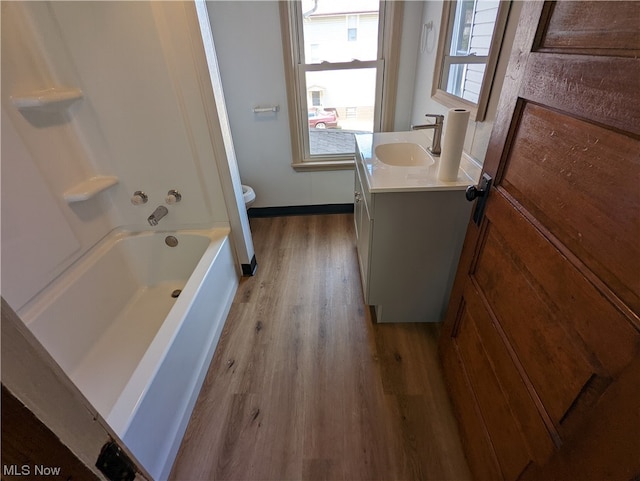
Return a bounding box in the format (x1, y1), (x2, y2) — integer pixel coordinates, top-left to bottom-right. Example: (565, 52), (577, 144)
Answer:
(374, 142), (433, 167)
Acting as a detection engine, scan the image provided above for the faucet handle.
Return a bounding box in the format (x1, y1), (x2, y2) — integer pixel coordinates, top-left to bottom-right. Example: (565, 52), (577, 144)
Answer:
(131, 191), (148, 205)
(424, 114), (444, 124)
(165, 189), (182, 204)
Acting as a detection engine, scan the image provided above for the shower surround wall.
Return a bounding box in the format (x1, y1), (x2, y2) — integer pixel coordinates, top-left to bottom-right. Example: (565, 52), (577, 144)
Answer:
(2, 1), (251, 477)
(3, 1), (254, 311)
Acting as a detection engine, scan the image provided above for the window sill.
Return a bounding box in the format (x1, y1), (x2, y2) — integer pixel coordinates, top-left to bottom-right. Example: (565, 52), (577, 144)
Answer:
(291, 160), (355, 172)
(432, 89), (479, 121)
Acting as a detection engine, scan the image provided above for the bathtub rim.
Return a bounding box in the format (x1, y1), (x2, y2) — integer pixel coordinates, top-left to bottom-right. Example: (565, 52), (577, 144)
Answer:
(16, 222), (233, 324)
(105, 228), (233, 435)
(15, 225), (234, 434)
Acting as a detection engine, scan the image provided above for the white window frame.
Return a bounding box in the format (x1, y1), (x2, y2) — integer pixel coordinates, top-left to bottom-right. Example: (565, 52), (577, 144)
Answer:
(432, 0), (511, 122)
(280, 1), (403, 171)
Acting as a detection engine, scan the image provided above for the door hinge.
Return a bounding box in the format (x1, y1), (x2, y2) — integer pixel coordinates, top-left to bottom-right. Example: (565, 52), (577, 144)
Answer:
(96, 441), (136, 481)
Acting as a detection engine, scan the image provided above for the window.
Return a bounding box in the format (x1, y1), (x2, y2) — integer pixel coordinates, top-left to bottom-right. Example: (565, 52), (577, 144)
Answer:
(309, 43), (320, 62)
(432, 0), (511, 121)
(347, 15), (358, 41)
(311, 90), (322, 106)
(281, 0), (403, 170)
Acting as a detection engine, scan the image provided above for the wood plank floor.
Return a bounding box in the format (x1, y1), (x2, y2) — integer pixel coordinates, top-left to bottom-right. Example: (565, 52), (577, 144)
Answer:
(170, 214), (471, 481)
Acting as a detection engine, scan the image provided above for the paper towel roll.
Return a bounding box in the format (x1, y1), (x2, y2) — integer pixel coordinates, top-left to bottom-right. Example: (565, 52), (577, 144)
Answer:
(437, 108), (470, 181)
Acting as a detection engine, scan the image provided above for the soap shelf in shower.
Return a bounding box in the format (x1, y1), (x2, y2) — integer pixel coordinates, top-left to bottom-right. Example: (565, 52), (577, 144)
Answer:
(64, 176), (119, 203)
(12, 87), (83, 112)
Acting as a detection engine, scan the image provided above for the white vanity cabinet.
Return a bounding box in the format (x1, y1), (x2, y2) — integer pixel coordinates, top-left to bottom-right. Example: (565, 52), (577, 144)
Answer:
(353, 132), (478, 323)
(353, 155), (372, 294)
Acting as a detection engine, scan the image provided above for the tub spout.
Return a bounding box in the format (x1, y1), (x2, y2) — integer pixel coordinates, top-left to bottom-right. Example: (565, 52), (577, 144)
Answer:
(148, 205), (168, 226)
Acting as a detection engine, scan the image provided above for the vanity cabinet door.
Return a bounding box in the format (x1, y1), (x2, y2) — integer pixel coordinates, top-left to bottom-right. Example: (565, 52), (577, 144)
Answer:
(354, 166), (372, 302)
(354, 169), (361, 241)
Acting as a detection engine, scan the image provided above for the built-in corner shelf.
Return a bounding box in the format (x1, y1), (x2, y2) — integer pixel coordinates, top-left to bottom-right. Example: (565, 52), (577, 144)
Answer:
(11, 87), (83, 112)
(63, 176), (119, 203)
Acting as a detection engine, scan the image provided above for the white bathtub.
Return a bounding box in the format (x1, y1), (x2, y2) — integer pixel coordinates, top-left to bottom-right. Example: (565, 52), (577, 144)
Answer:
(20, 227), (238, 480)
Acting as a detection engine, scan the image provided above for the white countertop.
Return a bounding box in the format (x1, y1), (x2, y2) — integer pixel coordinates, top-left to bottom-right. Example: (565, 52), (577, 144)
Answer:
(355, 130), (482, 193)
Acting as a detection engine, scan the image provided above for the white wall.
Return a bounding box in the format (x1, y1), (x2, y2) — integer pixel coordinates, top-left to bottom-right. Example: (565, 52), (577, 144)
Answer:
(206, 1), (421, 208)
(411, 1), (523, 163)
(394, 1), (424, 132)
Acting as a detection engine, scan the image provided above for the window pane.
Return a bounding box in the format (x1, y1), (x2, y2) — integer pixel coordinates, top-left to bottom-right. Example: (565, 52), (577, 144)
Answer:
(450, 0), (499, 57)
(439, 0), (500, 109)
(468, 0), (500, 55)
(301, 0), (379, 64)
(450, 0), (475, 55)
(305, 68), (376, 156)
(445, 63), (486, 103)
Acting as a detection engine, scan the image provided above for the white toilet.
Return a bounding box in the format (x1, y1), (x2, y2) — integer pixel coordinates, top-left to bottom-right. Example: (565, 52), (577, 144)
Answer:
(242, 184), (256, 209)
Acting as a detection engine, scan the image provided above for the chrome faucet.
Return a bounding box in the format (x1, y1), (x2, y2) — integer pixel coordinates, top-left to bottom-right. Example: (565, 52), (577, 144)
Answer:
(411, 114), (444, 156)
(148, 205), (168, 226)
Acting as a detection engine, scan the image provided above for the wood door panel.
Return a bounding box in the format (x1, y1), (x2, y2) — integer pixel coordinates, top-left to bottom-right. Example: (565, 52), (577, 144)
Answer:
(473, 217), (593, 426)
(453, 287), (558, 480)
(520, 355), (640, 481)
(455, 308), (532, 481)
(442, 332), (503, 481)
(520, 54), (640, 136)
(501, 102), (640, 315)
(473, 194), (640, 430)
(540, 1), (640, 55)
(483, 194), (640, 375)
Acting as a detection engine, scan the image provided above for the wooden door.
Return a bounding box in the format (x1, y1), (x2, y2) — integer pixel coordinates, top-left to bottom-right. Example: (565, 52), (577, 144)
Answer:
(1, 385), (100, 480)
(1, 298), (148, 480)
(439, 2), (640, 480)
